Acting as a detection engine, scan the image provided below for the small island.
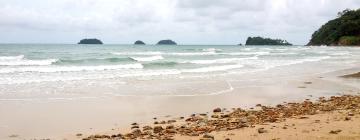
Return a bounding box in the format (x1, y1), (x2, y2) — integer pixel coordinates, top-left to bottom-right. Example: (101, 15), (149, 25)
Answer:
(157, 39), (177, 45)
(308, 9), (360, 46)
(78, 38), (103, 44)
(134, 40), (146, 45)
(245, 37), (292, 45)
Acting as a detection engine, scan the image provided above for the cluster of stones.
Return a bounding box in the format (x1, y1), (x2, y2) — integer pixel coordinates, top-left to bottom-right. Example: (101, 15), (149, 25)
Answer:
(83, 95), (360, 140)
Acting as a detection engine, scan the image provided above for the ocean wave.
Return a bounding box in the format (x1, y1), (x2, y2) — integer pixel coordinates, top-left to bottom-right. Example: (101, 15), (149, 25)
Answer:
(202, 48), (222, 52)
(0, 55), (58, 66)
(183, 64), (244, 73)
(55, 57), (133, 65)
(169, 52), (217, 56)
(130, 55), (164, 62)
(112, 51), (217, 56)
(0, 55), (24, 60)
(143, 61), (178, 68)
(221, 51), (270, 55)
(0, 63), (143, 73)
(184, 56), (258, 64)
(112, 52), (162, 55)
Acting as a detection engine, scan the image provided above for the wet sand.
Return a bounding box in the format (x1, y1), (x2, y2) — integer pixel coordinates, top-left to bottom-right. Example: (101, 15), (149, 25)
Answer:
(1, 65), (360, 140)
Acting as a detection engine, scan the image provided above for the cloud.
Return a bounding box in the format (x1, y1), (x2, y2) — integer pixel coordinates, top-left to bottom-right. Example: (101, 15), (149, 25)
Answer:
(0, 0), (359, 44)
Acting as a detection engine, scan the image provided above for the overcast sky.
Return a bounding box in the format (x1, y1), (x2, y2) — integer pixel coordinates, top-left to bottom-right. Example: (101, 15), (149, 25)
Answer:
(0, 0), (359, 45)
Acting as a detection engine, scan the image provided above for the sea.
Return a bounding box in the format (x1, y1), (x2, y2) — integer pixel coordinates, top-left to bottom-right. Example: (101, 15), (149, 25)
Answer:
(0, 44), (359, 100)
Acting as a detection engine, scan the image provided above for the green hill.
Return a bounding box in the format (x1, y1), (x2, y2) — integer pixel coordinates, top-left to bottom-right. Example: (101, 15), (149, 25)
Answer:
(308, 9), (360, 46)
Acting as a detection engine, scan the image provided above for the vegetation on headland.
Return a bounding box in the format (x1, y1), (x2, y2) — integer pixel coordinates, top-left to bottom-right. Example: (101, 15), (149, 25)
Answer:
(134, 40), (146, 45)
(157, 39), (177, 45)
(78, 38), (103, 44)
(308, 9), (360, 46)
(245, 36), (292, 45)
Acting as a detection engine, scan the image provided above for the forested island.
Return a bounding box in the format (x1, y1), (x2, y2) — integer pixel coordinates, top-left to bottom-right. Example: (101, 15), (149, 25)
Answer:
(157, 39), (177, 45)
(78, 39), (103, 44)
(308, 9), (360, 46)
(134, 40), (146, 45)
(245, 37), (292, 45)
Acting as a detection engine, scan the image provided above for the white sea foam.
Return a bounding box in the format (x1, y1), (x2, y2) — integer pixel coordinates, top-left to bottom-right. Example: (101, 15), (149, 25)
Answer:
(130, 55), (164, 62)
(0, 63), (143, 73)
(185, 56), (258, 64)
(0, 59), (58, 66)
(112, 51), (218, 56)
(112, 52), (163, 55)
(0, 55), (24, 60)
(183, 64), (244, 73)
(202, 48), (221, 52)
(169, 52), (217, 56)
(0, 55), (58, 66)
(221, 51), (270, 55)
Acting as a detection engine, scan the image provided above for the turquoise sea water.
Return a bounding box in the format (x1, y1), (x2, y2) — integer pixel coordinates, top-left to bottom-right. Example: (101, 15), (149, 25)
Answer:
(0, 44), (359, 85)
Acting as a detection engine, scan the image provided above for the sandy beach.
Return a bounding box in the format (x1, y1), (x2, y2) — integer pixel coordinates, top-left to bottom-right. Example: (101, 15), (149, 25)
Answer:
(1, 61), (360, 140)
(1, 1), (360, 140)
(79, 92), (360, 140)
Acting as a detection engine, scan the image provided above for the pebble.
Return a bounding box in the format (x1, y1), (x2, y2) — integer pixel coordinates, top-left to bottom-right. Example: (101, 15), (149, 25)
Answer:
(202, 133), (214, 140)
(143, 125), (152, 131)
(257, 128), (268, 133)
(348, 112), (355, 116)
(345, 116), (351, 121)
(131, 129), (141, 136)
(82, 95), (360, 140)
(213, 108), (222, 113)
(153, 126), (164, 133)
(329, 129), (342, 134)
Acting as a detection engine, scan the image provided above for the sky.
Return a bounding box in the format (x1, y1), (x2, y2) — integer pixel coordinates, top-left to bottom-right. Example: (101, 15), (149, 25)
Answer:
(0, 0), (359, 45)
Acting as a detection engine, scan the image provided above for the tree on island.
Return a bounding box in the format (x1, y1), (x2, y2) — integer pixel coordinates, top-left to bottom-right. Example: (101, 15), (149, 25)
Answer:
(308, 9), (360, 46)
(245, 37), (292, 45)
(157, 39), (177, 45)
(134, 40), (146, 45)
(78, 38), (103, 44)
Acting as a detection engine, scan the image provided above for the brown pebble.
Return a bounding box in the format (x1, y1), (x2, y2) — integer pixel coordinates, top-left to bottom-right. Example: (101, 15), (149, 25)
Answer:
(202, 133), (214, 140)
(257, 128), (268, 133)
(213, 108), (222, 113)
(345, 116), (351, 121)
(153, 126), (164, 133)
(348, 112), (355, 116)
(329, 129), (342, 134)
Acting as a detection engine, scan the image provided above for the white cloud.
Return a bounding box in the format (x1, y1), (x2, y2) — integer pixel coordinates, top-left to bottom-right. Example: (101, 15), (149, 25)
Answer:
(0, 0), (359, 44)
